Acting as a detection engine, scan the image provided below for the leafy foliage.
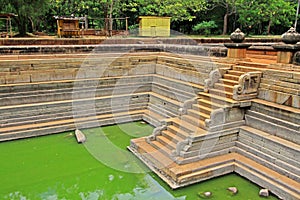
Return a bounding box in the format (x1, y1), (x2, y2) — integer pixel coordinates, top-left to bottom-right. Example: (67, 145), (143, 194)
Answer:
(192, 20), (218, 35)
(0, 0), (297, 36)
(236, 0), (296, 34)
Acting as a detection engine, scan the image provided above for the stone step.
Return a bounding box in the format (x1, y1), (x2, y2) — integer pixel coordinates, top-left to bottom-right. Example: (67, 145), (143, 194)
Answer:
(223, 74), (240, 81)
(196, 99), (224, 110)
(227, 70), (245, 76)
(234, 154), (300, 200)
(0, 104), (147, 129)
(156, 134), (177, 149)
(161, 130), (186, 144)
(152, 74), (204, 92)
(152, 82), (195, 101)
(235, 142), (300, 181)
(232, 65), (264, 73)
(236, 137), (300, 172)
(177, 143), (235, 165)
(245, 114), (300, 145)
(0, 92), (150, 120)
(217, 78), (238, 86)
(0, 84), (151, 106)
(147, 104), (174, 119)
(246, 110), (300, 132)
(171, 118), (201, 134)
(0, 109), (147, 134)
(167, 124), (190, 139)
(187, 108), (210, 120)
(150, 140), (173, 157)
(251, 99), (300, 124)
(213, 83), (234, 93)
(142, 111), (164, 127)
(149, 92), (182, 108)
(181, 115), (206, 129)
(143, 109), (166, 122)
(192, 103), (212, 115)
(237, 61), (268, 68)
(198, 92), (239, 107)
(246, 54), (277, 61)
(0, 113), (143, 142)
(170, 153), (236, 182)
(239, 126), (300, 163)
(206, 88), (233, 99)
(129, 137), (175, 171)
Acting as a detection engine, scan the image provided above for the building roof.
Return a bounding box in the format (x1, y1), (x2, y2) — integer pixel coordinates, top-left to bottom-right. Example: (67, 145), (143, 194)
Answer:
(138, 16), (171, 19)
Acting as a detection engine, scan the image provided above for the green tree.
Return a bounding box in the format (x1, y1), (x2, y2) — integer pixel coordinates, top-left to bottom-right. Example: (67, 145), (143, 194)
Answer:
(237, 0), (296, 34)
(1, 0), (50, 36)
(123, 0), (207, 22)
(192, 20), (218, 35)
(207, 0), (238, 35)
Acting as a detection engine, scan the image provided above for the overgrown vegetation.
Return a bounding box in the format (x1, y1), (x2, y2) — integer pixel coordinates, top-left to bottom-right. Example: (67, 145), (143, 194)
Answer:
(0, 0), (298, 36)
(192, 21), (218, 35)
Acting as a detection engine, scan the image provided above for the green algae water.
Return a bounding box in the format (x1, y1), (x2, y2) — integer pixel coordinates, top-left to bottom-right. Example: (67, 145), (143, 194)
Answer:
(0, 122), (278, 200)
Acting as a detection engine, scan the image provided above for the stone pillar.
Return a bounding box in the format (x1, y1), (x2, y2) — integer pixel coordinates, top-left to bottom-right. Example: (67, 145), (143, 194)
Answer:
(224, 28), (251, 59)
(272, 27), (300, 64)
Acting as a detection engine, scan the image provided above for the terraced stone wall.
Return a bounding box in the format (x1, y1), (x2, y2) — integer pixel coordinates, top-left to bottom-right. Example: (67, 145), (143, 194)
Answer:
(0, 51), (216, 141)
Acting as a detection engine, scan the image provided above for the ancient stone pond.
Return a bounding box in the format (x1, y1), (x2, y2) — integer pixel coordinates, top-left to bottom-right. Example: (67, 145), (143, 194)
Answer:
(0, 122), (279, 200)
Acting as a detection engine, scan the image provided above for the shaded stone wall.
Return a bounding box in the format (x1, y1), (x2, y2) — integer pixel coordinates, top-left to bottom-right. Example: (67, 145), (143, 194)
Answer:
(0, 51), (215, 140)
(258, 69), (300, 108)
(0, 38), (281, 46)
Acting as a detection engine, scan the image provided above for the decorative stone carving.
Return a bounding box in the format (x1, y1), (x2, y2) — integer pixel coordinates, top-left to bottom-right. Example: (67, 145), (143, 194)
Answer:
(204, 68), (231, 92)
(233, 71), (262, 100)
(230, 28), (245, 43)
(171, 139), (191, 157)
(204, 69), (222, 92)
(147, 124), (167, 141)
(179, 97), (198, 115)
(205, 108), (226, 127)
(282, 27), (300, 44)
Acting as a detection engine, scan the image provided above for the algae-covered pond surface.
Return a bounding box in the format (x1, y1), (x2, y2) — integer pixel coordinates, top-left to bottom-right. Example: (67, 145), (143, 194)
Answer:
(0, 122), (278, 200)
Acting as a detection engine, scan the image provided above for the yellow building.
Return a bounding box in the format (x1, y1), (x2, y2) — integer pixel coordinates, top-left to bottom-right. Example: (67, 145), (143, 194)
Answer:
(138, 16), (171, 37)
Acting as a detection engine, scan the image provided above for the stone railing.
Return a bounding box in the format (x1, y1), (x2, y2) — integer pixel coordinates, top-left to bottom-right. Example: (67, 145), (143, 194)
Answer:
(178, 97), (198, 116)
(146, 124), (167, 142)
(233, 72), (262, 100)
(204, 67), (231, 92)
(171, 138), (192, 157)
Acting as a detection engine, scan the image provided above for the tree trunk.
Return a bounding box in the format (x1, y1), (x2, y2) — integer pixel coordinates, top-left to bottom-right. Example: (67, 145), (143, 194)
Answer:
(109, 0), (114, 37)
(267, 20), (272, 35)
(223, 13), (228, 35)
(16, 16), (27, 36)
(29, 17), (35, 33)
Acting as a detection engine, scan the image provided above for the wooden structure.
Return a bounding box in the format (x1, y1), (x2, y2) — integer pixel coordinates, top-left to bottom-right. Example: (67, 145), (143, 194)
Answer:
(88, 17), (129, 37)
(55, 17), (81, 38)
(138, 16), (171, 37)
(0, 13), (16, 38)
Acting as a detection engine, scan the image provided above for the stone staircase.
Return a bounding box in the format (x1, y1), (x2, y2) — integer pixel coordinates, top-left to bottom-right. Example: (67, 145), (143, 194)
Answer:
(129, 60), (300, 200)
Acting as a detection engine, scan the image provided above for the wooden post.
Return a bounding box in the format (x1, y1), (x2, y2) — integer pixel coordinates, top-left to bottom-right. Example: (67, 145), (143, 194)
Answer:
(9, 16), (12, 38)
(85, 15), (88, 30)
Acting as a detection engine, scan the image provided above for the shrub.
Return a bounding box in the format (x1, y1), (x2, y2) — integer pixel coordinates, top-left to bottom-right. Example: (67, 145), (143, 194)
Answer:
(192, 21), (218, 35)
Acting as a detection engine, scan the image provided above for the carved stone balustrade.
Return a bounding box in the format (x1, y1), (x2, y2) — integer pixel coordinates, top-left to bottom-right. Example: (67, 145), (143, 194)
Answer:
(178, 97), (198, 115)
(204, 67), (231, 92)
(146, 124), (167, 142)
(233, 71), (262, 100)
